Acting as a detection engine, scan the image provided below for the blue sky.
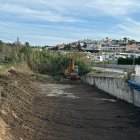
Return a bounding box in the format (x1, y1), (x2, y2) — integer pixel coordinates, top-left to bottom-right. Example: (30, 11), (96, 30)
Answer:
(0, 0), (140, 45)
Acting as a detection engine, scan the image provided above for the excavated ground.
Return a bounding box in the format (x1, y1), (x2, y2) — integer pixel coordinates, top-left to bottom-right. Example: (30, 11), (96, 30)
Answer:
(1, 70), (140, 140)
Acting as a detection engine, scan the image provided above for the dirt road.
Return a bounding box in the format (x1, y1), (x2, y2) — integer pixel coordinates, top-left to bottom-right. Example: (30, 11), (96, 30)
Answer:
(1, 71), (140, 140)
(31, 81), (140, 140)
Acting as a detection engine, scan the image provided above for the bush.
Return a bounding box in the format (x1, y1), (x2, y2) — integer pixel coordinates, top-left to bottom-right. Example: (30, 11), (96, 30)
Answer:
(75, 58), (91, 76)
(28, 51), (91, 76)
(118, 57), (140, 65)
(0, 44), (91, 76)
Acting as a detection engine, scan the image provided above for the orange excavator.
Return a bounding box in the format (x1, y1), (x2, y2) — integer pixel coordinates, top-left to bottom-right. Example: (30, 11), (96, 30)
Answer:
(64, 59), (78, 80)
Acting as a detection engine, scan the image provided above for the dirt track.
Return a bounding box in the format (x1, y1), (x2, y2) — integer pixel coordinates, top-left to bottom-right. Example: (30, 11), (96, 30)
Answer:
(32, 81), (140, 140)
(1, 72), (140, 140)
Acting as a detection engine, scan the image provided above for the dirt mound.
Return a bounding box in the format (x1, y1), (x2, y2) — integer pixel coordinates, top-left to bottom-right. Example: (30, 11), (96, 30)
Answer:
(0, 70), (39, 140)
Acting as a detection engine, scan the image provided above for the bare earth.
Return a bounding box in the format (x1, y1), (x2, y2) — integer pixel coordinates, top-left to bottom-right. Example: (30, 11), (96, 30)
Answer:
(1, 71), (140, 140)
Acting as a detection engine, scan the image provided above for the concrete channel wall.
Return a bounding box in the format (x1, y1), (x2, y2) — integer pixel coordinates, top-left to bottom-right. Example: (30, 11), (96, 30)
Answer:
(82, 75), (140, 107)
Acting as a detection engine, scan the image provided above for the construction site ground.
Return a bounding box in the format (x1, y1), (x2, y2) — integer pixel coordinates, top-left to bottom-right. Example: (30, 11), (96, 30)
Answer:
(1, 70), (140, 140)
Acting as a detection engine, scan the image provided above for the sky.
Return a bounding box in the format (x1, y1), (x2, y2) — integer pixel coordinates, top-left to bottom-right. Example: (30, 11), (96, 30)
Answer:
(0, 0), (140, 46)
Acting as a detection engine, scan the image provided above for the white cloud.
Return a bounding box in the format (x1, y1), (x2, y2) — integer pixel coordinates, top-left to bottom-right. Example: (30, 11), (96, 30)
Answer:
(85, 0), (137, 16)
(24, 0), (140, 16)
(1, 0), (140, 44)
(0, 2), (83, 22)
(118, 18), (140, 40)
(2, 0), (140, 18)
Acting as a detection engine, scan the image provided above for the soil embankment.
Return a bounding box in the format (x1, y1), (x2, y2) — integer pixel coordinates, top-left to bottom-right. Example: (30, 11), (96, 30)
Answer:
(1, 70), (140, 140)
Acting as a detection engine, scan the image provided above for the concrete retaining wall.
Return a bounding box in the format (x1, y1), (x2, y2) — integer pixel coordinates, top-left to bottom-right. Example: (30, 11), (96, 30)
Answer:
(93, 64), (135, 70)
(135, 65), (140, 84)
(135, 65), (140, 76)
(82, 75), (140, 107)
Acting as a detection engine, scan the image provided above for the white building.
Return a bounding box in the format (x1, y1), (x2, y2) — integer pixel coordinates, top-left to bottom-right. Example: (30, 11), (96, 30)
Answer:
(83, 43), (102, 52)
(83, 43), (94, 51)
(102, 45), (126, 52)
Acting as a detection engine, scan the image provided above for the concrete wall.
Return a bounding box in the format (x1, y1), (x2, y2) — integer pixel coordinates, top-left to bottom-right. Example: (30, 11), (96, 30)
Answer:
(135, 65), (140, 84)
(93, 64), (135, 70)
(82, 75), (140, 107)
(135, 65), (140, 76)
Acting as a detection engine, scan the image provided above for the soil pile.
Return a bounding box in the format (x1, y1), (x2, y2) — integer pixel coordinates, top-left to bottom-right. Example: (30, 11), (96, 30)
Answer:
(0, 70), (39, 140)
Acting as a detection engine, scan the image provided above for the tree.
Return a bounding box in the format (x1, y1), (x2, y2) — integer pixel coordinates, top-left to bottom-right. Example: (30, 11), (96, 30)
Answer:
(64, 45), (71, 50)
(77, 43), (82, 51)
(0, 40), (4, 52)
(25, 42), (30, 47)
(51, 46), (59, 50)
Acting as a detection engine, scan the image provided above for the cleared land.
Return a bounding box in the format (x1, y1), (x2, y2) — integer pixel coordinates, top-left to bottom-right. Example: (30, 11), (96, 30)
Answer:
(1, 70), (140, 140)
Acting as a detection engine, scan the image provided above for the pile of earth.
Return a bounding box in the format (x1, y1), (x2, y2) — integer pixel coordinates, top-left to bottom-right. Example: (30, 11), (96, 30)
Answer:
(0, 69), (41, 140)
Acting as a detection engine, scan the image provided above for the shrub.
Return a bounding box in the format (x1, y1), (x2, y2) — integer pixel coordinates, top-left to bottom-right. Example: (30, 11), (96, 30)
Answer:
(29, 51), (91, 76)
(0, 44), (91, 76)
(118, 57), (140, 65)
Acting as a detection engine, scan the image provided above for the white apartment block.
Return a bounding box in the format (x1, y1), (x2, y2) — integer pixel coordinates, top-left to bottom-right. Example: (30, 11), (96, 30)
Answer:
(102, 45), (126, 52)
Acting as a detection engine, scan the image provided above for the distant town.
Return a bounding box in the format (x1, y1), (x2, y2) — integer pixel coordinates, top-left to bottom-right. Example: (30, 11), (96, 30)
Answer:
(2, 37), (140, 53)
(53, 37), (140, 53)
(1, 37), (140, 62)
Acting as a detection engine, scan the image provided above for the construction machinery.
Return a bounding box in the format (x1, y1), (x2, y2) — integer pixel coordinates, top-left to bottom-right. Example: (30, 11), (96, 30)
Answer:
(64, 59), (79, 80)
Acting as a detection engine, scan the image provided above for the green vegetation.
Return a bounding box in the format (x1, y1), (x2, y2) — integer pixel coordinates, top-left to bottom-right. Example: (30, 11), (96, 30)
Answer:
(0, 41), (91, 76)
(27, 51), (91, 76)
(91, 68), (103, 73)
(118, 57), (140, 65)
